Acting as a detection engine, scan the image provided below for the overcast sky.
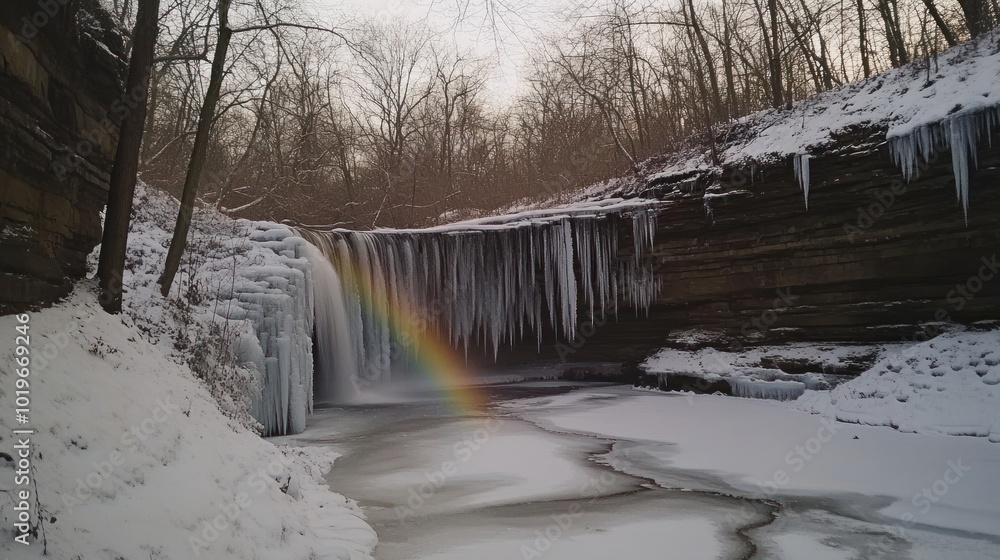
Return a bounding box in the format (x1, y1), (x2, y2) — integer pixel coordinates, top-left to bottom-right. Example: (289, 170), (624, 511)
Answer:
(308, 0), (593, 104)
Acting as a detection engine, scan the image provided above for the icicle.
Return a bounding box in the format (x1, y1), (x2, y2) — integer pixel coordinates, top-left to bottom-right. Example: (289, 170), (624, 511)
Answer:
(729, 378), (805, 401)
(887, 108), (998, 222)
(793, 153), (811, 209)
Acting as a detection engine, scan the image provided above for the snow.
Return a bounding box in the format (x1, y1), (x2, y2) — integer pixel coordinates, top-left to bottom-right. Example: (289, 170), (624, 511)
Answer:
(0, 289), (376, 559)
(797, 329), (1000, 441)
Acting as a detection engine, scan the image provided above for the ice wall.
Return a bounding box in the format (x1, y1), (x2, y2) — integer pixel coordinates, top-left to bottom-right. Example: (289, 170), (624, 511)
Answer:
(729, 378), (806, 401)
(224, 225), (316, 436)
(298, 199), (663, 402)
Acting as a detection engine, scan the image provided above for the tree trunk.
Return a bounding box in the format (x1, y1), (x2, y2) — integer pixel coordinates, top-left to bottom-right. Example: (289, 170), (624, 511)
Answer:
(856, 0), (872, 78)
(768, 0), (784, 108)
(97, 0), (161, 313)
(158, 0), (233, 296)
(957, 0), (994, 38)
(922, 0), (959, 46)
(687, 0), (722, 120)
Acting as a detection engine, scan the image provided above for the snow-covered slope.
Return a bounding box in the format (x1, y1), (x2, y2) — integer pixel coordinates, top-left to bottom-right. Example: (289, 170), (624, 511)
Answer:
(561, 32), (1000, 211)
(118, 184), (316, 436)
(0, 289), (376, 559)
(797, 329), (1000, 441)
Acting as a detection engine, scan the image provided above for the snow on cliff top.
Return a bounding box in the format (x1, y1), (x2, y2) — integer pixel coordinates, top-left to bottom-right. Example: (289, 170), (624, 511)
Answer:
(563, 32), (1000, 203)
(716, 32), (1000, 166)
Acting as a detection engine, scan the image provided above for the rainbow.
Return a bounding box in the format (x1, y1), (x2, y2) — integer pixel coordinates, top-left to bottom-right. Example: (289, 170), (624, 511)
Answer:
(322, 244), (489, 414)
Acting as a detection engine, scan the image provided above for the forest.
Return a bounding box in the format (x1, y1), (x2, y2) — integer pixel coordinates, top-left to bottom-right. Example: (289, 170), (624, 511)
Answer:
(110, 0), (996, 230)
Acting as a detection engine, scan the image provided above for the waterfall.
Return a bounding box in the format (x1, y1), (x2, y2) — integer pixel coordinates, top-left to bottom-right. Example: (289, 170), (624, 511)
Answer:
(303, 242), (360, 404)
(297, 199), (662, 401)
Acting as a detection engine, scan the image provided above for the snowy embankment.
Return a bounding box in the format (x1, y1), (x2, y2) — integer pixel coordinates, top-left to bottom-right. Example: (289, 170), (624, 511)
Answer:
(562, 32), (1000, 212)
(638, 328), (1000, 443)
(797, 330), (1000, 441)
(0, 290), (376, 559)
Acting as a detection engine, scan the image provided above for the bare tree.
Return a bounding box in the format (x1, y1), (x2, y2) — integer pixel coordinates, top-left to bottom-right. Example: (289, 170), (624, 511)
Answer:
(98, 0), (161, 313)
(158, 0), (234, 296)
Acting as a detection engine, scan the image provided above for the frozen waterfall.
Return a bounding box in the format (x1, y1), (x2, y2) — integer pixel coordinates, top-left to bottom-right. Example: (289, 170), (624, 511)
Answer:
(297, 199), (663, 403)
(226, 226), (316, 436)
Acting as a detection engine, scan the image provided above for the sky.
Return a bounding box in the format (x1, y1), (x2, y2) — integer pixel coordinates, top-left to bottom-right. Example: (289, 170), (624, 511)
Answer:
(309, 0), (590, 105)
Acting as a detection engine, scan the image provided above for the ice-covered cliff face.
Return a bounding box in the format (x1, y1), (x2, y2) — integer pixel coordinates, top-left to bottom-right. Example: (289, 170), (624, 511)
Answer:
(298, 199), (662, 404)
(227, 226), (316, 436)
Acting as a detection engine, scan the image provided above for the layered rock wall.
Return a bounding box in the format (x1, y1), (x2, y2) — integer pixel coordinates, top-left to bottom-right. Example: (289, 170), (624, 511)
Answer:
(0, 1), (125, 313)
(487, 125), (1000, 368)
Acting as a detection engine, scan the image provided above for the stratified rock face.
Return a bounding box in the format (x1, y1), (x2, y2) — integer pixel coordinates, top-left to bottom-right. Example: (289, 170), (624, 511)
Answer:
(551, 127), (1000, 366)
(644, 126), (1000, 343)
(0, 0), (125, 314)
(484, 126), (1000, 368)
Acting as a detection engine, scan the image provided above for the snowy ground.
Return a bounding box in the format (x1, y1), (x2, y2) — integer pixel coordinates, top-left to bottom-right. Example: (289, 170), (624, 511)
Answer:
(0, 289), (376, 559)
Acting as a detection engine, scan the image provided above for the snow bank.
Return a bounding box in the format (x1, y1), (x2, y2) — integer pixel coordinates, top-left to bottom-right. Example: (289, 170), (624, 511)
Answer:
(797, 330), (1000, 441)
(0, 289), (376, 559)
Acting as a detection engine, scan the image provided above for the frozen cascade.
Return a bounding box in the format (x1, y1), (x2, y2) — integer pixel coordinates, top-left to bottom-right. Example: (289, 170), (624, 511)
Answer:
(224, 226), (316, 436)
(297, 199), (663, 401)
(888, 108), (1000, 219)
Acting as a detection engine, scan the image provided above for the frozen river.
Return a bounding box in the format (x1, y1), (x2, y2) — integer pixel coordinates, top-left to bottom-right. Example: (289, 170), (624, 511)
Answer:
(279, 382), (1000, 560)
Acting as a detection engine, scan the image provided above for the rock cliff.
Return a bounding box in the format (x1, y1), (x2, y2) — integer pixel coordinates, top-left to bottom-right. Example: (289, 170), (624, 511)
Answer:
(0, 0), (125, 313)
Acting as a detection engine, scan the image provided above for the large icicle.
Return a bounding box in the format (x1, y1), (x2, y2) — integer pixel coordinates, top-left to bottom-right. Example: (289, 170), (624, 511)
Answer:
(297, 199), (663, 397)
(887, 108), (999, 220)
(793, 153), (811, 209)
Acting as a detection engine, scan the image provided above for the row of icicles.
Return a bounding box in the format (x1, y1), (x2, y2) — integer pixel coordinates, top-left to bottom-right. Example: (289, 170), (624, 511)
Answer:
(296, 204), (662, 399)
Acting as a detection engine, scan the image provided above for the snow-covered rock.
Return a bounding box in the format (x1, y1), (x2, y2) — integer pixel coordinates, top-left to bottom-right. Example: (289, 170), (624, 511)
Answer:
(797, 329), (1000, 441)
(639, 343), (888, 401)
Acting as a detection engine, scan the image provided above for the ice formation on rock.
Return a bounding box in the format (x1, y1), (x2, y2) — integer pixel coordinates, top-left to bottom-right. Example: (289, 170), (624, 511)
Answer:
(888, 108), (999, 219)
(224, 226), (316, 436)
(298, 199), (663, 402)
(729, 378), (806, 401)
(793, 153), (811, 208)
